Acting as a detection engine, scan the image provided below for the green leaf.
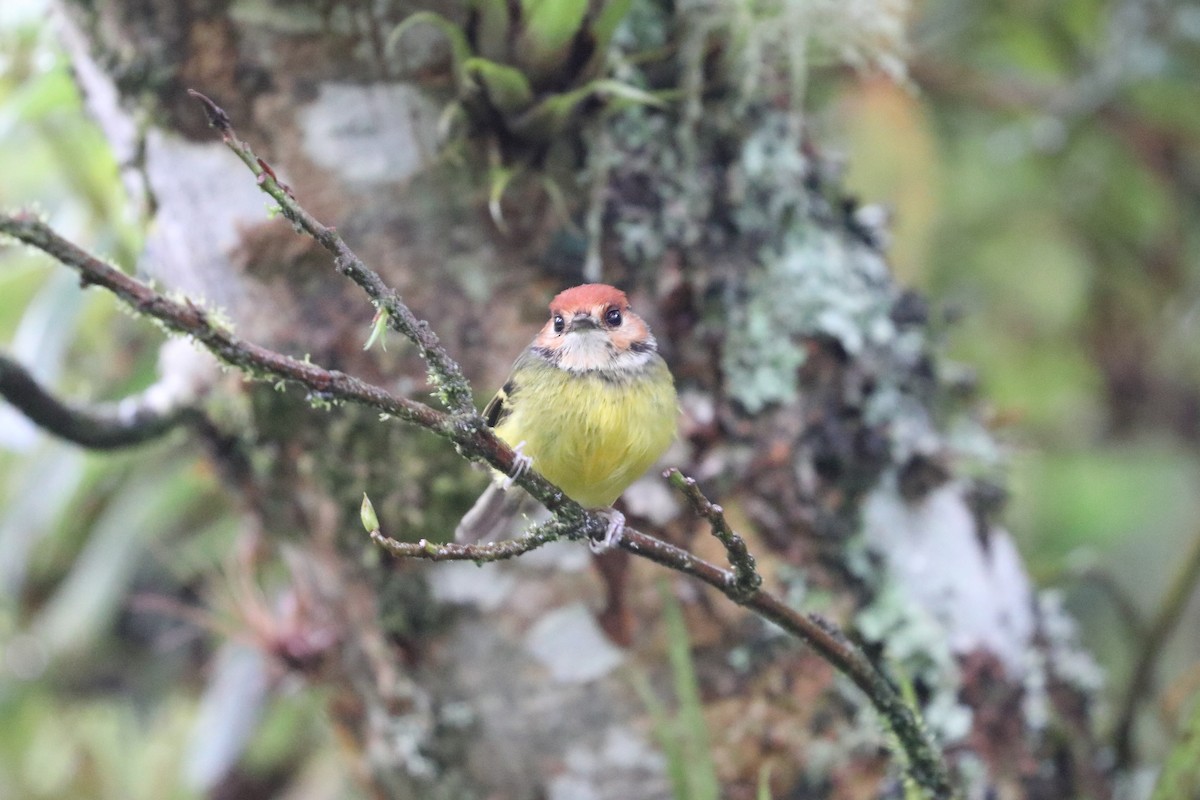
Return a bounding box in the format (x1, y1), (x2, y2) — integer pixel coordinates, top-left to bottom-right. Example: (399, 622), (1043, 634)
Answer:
(388, 11), (473, 82)
(1150, 689), (1200, 800)
(487, 165), (519, 232)
(756, 762), (774, 800)
(0, 442), (86, 595)
(588, 79), (666, 107)
(9, 268), (86, 385)
(592, 0), (633, 50)
(658, 580), (721, 800)
(583, 0), (634, 77)
(363, 309), (389, 352)
(515, 0), (590, 82)
(631, 670), (691, 800)
(360, 492), (380, 532)
(463, 57), (535, 114)
(184, 643), (270, 792)
(511, 78), (664, 140)
(630, 581), (723, 800)
(466, 0), (512, 62)
(31, 465), (197, 658)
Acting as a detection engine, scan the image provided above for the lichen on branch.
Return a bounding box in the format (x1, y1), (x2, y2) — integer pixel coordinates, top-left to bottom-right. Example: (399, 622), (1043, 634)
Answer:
(0, 204), (957, 797)
(0, 86), (960, 794)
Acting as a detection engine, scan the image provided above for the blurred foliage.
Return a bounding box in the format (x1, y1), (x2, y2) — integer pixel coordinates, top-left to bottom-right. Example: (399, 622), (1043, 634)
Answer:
(1151, 684), (1200, 800)
(0, 3), (352, 798)
(828, 0), (1200, 773)
(635, 581), (721, 800)
(2, 0), (1200, 795)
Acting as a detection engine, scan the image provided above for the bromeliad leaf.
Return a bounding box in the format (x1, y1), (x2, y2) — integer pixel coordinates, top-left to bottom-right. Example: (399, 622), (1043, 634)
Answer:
(515, 0), (591, 85)
(511, 78), (665, 140)
(579, 0), (636, 79)
(466, 0), (513, 62)
(463, 57), (536, 114)
(388, 11), (473, 82)
(591, 0), (634, 52)
(488, 165), (519, 231)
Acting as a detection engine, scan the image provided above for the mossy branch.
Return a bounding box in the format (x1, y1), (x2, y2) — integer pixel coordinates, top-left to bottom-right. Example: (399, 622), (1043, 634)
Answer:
(0, 212), (453, 437)
(0, 204), (956, 800)
(665, 467), (762, 599)
(0, 351), (201, 449)
(0, 90), (961, 796)
(187, 89), (476, 417)
(367, 515), (573, 562)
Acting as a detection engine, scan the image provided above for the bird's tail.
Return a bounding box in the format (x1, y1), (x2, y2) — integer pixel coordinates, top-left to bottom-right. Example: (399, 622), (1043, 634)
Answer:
(455, 483), (531, 543)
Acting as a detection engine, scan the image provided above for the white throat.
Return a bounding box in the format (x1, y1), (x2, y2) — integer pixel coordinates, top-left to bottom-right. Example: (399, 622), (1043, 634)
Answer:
(555, 331), (655, 374)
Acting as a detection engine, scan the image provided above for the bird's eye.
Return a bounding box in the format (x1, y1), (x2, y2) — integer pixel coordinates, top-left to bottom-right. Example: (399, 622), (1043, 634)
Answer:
(604, 307), (622, 327)
(553, 314), (565, 333)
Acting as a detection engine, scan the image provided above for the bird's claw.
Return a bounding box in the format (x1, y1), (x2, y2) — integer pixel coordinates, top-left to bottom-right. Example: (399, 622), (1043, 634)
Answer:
(502, 441), (532, 491)
(590, 510), (625, 554)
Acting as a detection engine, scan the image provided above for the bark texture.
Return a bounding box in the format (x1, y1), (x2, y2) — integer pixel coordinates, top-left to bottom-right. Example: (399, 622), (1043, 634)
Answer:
(51, 0), (1110, 797)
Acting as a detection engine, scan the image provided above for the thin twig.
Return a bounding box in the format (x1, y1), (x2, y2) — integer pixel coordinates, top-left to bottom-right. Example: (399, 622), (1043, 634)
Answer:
(187, 89), (476, 417)
(370, 517), (571, 562)
(665, 467), (762, 599)
(0, 209), (957, 798)
(0, 212), (578, 527)
(369, 508), (953, 795)
(0, 212), (450, 435)
(0, 351), (200, 449)
(1113, 523), (1200, 768)
(1, 188), (958, 799)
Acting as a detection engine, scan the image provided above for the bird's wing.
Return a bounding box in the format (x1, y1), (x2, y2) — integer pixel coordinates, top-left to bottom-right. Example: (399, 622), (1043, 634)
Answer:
(482, 377), (516, 428)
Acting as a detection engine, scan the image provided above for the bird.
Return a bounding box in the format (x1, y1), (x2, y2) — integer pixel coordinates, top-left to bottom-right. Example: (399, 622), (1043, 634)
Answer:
(455, 283), (678, 550)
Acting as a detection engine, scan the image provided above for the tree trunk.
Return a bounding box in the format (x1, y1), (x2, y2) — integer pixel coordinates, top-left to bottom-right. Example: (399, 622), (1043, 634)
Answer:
(49, 0), (1111, 797)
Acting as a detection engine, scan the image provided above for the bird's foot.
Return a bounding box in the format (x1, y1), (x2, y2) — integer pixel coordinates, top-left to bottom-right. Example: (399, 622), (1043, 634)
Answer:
(589, 509), (625, 554)
(501, 441), (532, 491)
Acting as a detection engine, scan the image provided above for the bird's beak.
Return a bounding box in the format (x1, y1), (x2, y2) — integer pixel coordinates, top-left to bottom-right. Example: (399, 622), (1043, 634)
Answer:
(566, 313), (600, 332)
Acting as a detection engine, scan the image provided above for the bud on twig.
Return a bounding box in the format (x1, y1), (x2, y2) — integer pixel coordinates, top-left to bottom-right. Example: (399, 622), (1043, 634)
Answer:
(360, 493), (380, 533)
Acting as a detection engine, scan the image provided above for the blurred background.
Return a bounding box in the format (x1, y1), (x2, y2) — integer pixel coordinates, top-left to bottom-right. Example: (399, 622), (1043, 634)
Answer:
(1, 0), (1198, 796)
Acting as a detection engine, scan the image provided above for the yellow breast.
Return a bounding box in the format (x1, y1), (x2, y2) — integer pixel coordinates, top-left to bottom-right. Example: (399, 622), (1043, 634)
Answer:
(494, 356), (678, 508)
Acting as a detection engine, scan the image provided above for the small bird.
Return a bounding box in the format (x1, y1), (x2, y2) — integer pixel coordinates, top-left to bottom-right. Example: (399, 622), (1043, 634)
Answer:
(456, 283), (678, 549)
